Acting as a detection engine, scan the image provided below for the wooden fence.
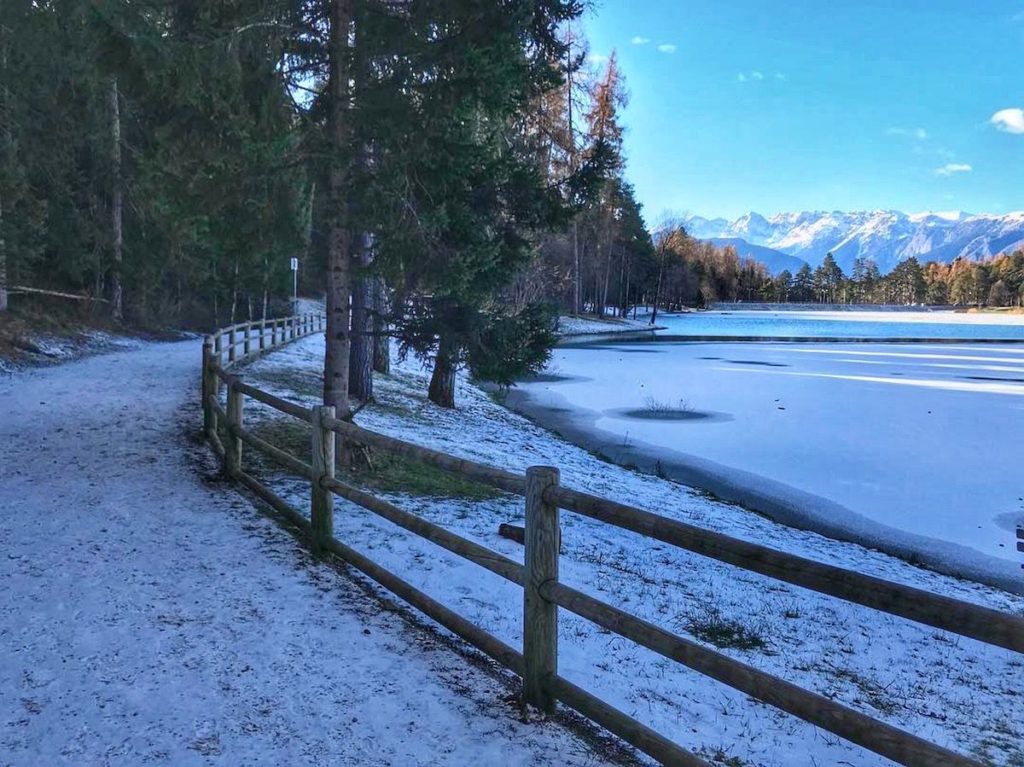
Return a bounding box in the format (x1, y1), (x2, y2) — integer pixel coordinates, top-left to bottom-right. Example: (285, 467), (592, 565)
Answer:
(201, 314), (1024, 767)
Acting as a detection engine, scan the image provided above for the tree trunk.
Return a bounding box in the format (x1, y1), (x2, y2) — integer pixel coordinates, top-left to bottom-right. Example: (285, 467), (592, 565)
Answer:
(0, 190), (6, 313)
(229, 257), (239, 323)
(567, 26), (580, 316)
(598, 248), (606, 313)
(109, 78), (123, 321)
(347, 15), (373, 402)
(323, 0), (354, 418)
(348, 232), (373, 400)
(372, 276), (390, 374)
(572, 220), (580, 315)
(0, 27), (7, 313)
(428, 334), (457, 409)
(651, 248), (666, 325)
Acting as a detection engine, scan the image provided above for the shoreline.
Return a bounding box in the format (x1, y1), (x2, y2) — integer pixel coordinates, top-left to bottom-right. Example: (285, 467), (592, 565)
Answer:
(501, 382), (1024, 596)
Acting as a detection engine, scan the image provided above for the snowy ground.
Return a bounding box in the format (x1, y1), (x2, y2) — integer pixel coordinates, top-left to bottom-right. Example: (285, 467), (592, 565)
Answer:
(510, 339), (1024, 592)
(558, 314), (663, 337)
(0, 341), (628, 766)
(237, 335), (1024, 767)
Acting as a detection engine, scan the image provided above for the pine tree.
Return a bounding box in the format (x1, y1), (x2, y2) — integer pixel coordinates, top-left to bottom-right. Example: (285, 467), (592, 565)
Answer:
(366, 0), (590, 408)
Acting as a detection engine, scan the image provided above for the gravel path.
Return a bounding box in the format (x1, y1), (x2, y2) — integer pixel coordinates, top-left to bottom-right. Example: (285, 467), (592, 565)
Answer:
(0, 340), (613, 766)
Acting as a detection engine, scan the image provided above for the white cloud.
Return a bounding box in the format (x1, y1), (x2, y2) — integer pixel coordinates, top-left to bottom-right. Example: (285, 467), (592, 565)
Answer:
(631, 36), (650, 45)
(887, 127), (929, 140)
(990, 107), (1024, 134)
(588, 53), (609, 65)
(736, 71), (782, 84)
(935, 163), (972, 177)
(657, 43), (677, 54)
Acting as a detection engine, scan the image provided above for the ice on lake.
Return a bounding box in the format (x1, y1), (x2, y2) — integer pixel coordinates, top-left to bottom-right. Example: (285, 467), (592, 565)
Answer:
(515, 310), (1024, 591)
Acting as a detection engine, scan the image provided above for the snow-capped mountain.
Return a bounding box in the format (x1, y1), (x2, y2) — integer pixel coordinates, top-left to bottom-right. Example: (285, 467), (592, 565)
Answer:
(683, 210), (1024, 274)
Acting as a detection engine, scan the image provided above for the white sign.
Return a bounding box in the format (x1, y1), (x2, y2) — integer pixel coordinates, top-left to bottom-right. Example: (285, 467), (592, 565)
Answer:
(290, 257), (299, 271)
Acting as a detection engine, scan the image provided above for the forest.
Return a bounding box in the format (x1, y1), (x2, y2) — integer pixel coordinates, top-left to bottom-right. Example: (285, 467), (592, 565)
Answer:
(714, 250), (1024, 309)
(0, 1), (643, 409)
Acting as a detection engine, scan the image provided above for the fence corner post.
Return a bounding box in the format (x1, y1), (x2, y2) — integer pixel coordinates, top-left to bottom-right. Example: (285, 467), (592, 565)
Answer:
(225, 377), (244, 476)
(523, 465), (561, 714)
(311, 405), (337, 553)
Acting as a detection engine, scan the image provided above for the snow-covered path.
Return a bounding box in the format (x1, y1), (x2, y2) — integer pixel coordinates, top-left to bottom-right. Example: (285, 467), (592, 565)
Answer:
(0, 341), (615, 766)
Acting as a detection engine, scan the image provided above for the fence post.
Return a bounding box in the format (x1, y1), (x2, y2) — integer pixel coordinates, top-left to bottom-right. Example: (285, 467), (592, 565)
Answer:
(243, 324), (251, 357)
(225, 378), (244, 476)
(259, 319), (266, 351)
(311, 405), (336, 553)
(227, 327), (236, 363)
(202, 338), (215, 434)
(523, 465), (561, 714)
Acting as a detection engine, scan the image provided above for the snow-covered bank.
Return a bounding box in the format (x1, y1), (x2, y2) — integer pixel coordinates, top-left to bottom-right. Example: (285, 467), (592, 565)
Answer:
(240, 335), (1024, 767)
(558, 314), (663, 337)
(0, 341), (624, 766)
(0, 326), (144, 375)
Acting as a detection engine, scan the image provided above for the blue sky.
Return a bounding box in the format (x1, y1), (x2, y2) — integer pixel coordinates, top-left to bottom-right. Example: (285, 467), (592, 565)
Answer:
(583, 1), (1024, 222)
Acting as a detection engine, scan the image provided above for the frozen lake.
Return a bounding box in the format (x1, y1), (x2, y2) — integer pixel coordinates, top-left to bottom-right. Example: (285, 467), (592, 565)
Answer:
(512, 311), (1024, 591)
(654, 308), (1024, 340)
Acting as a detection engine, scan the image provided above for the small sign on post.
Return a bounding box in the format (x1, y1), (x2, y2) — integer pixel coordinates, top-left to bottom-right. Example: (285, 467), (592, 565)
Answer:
(290, 257), (299, 314)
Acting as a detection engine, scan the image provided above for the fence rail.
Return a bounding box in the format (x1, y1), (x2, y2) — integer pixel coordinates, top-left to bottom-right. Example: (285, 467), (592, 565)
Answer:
(200, 314), (1023, 767)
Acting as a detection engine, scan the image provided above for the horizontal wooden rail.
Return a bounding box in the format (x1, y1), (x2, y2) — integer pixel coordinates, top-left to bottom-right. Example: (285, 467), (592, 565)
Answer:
(548, 675), (710, 767)
(237, 470), (310, 531)
(323, 536), (525, 674)
(232, 420), (314, 480)
(541, 580), (976, 767)
(232, 379), (314, 422)
(547, 486), (1024, 654)
(10, 284), (110, 302)
(323, 415), (526, 495)
(323, 476), (524, 585)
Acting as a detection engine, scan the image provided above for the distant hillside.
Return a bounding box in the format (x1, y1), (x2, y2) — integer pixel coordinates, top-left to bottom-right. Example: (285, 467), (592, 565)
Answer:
(708, 237), (808, 275)
(686, 210), (1024, 274)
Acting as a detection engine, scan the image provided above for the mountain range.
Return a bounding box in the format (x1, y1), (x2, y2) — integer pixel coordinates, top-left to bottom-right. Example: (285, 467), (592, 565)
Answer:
(682, 210), (1024, 275)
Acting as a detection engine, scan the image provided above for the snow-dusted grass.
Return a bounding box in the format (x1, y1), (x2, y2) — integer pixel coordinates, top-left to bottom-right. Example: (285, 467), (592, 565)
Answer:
(558, 314), (662, 337)
(239, 336), (1024, 767)
(0, 340), (628, 767)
